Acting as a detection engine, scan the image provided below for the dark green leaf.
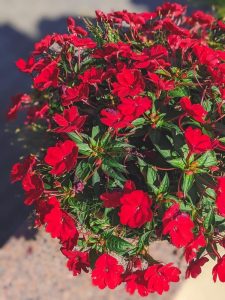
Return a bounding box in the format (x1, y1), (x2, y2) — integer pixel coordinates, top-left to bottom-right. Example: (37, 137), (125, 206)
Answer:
(106, 235), (133, 255)
(101, 164), (126, 183)
(137, 231), (151, 251)
(89, 249), (100, 269)
(204, 209), (215, 231)
(147, 166), (158, 195)
(75, 161), (91, 180)
(137, 158), (147, 173)
(92, 170), (100, 186)
(103, 158), (126, 173)
(158, 173), (169, 194)
(182, 173), (194, 195)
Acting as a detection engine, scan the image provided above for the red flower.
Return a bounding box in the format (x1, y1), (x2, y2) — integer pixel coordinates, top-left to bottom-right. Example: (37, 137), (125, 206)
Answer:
(132, 45), (169, 70)
(100, 96), (151, 129)
(7, 93), (31, 120)
(22, 173), (44, 205)
(92, 254), (124, 289)
(16, 56), (35, 73)
(144, 263), (180, 295)
(125, 270), (149, 297)
(43, 197), (78, 248)
(93, 42), (132, 61)
(216, 193), (225, 217)
(79, 67), (103, 85)
(100, 108), (133, 129)
(163, 204), (194, 248)
(67, 16), (88, 36)
(168, 35), (197, 56)
(184, 127), (214, 154)
(100, 191), (123, 208)
(61, 84), (89, 106)
(11, 155), (36, 183)
(100, 180), (135, 208)
(147, 72), (175, 91)
(184, 232), (206, 263)
(185, 257), (209, 279)
(53, 106), (87, 133)
(61, 249), (90, 276)
(213, 255), (225, 282)
(193, 45), (219, 68)
(180, 97), (207, 123)
(118, 96), (152, 119)
(33, 60), (59, 91)
(112, 68), (145, 98)
(69, 36), (97, 49)
(216, 177), (225, 217)
(154, 18), (190, 37)
(218, 20), (225, 31)
(44, 140), (78, 175)
(191, 10), (215, 26)
(25, 103), (49, 124)
(216, 177), (225, 194)
(156, 2), (186, 17)
(119, 190), (153, 228)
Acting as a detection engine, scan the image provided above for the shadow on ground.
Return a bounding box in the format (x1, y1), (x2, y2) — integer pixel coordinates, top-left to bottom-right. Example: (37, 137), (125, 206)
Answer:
(0, 17), (86, 247)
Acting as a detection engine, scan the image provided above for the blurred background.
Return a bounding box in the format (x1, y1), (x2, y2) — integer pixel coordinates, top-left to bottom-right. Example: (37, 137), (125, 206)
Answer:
(0, 0), (225, 299)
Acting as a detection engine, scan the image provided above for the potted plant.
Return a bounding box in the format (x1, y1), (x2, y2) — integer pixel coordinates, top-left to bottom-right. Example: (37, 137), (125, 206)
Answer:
(8, 2), (225, 296)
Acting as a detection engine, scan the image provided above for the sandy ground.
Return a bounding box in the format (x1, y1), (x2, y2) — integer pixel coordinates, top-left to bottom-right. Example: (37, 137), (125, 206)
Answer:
(0, 224), (183, 300)
(1, 1), (225, 300)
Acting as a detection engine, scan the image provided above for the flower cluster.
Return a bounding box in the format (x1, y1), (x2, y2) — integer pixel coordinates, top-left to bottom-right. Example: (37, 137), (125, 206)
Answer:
(9, 2), (225, 296)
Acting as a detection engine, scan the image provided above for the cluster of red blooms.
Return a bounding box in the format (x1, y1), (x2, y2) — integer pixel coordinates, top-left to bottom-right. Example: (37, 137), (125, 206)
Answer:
(9, 2), (225, 296)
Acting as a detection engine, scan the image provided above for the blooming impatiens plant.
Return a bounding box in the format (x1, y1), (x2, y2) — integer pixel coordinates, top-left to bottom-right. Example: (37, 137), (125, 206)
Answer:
(9, 2), (225, 296)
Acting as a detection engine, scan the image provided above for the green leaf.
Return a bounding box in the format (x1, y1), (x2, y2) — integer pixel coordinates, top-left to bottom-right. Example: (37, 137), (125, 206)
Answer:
(75, 161), (91, 180)
(219, 137), (225, 143)
(147, 166), (159, 195)
(105, 235), (133, 255)
(77, 143), (93, 155)
(100, 131), (111, 146)
(155, 69), (171, 77)
(182, 173), (194, 195)
(68, 132), (83, 143)
(158, 173), (169, 194)
(91, 126), (100, 139)
(92, 170), (100, 186)
(101, 164), (126, 183)
(206, 243), (217, 261)
(196, 151), (217, 168)
(132, 117), (146, 127)
(137, 231), (151, 251)
(137, 158), (147, 173)
(149, 130), (175, 160)
(168, 86), (189, 98)
(202, 99), (213, 112)
(168, 158), (185, 169)
(68, 132), (93, 155)
(89, 249), (100, 269)
(204, 209), (215, 231)
(103, 158), (126, 173)
(147, 166), (157, 186)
